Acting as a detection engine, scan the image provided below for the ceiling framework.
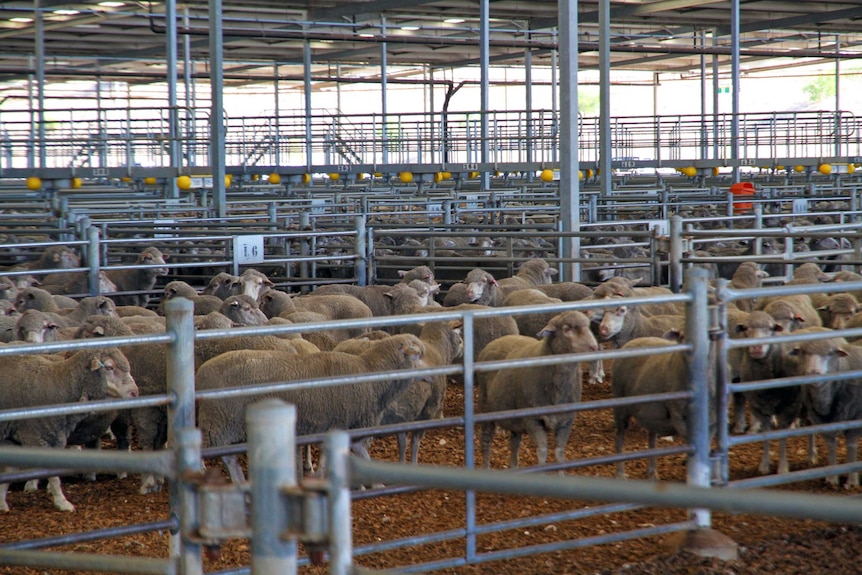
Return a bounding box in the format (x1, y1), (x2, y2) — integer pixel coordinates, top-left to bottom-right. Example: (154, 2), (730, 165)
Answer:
(0, 1), (862, 89)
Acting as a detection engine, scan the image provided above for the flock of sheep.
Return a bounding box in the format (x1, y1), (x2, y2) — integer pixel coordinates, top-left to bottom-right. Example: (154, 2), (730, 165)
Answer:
(3, 240), (862, 514)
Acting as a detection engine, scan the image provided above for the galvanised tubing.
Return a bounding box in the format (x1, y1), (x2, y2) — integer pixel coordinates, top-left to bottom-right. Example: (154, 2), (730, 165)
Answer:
(0, 447), (172, 479)
(247, 400), (298, 575)
(0, 549), (176, 575)
(0, 519), (178, 551)
(175, 427), (203, 575)
(349, 456), (862, 525)
(326, 431), (353, 575)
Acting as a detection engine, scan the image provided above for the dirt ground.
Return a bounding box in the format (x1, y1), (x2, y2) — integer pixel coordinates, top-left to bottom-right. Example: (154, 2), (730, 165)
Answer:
(1, 374), (860, 575)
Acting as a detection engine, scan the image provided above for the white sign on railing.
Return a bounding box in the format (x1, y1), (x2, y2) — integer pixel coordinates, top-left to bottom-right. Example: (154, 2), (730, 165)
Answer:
(233, 235), (265, 265)
(648, 219), (669, 237)
(792, 199), (808, 213)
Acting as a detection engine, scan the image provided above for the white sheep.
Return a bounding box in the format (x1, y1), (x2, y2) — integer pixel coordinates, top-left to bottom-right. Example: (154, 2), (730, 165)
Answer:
(0, 347), (139, 512)
(478, 310), (597, 470)
(196, 333), (426, 482)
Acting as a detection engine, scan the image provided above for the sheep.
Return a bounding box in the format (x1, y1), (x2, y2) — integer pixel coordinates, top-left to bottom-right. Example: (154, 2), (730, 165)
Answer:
(817, 293), (860, 329)
(611, 331), (719, 480)
(157, 280), (224, 316)
(760, 295), (822, 332)
(14, 289), (117, 329)
(443, 268), (503, 307)
(200, 272), (241, 299)
(734, 310), (802, 475)
(0, 347), (139, 512)
(728, 261), (769, 312)
(9, 245), (80, 281)
(534, 281), (593, 302)
(196, 333), (426, 482)
(258, 289), (373, 339)
(496, 258), (558, 297)
(36, 270), (118, 297)
(236, 268), (274, 299)
(501, 287), (564, 338)
(104, 246), (169, 307)
(396, 265), (438, 289)
(0, 277), (17, 301)
(314, 279), (435, 318)
(789, 327), (862, 488)
(13, 309), (62, 343)
(478, 310), (598, 470)
(380, 319), (462, 464)
(595, 297), (685, 347)
(441, 303), (520, 359)
(266, 314), (340, 351)
(220, 294), (270, 326)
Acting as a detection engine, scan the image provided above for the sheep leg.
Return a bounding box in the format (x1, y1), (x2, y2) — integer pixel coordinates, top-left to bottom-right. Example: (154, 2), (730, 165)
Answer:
(47, 476), (75, 512)
(303, 445), (316, 474)
(221, 454), (246, 483)
(0, 482), (9, 512)
(479, 422), (496, 469)
(807, 433), (818, 466)
(825, 436), (839, 486)
(24, 479), (40, 492)
(777, 437), (790, 475)
(508, 432), (523, 469)
(526, 423), (549, 466)
(731, 393), (748, 434)
(646, 432), (659, 481)
(409, 431), (425, 465)
(758, 418), (773, 475)
(613, 413), (628, 478)
(139, 474), (164, 495)
(396, 432), (409, 464)
(587, 359), (605, 385)
(845, 435), (859, 489)
(552, 422), (574, 471)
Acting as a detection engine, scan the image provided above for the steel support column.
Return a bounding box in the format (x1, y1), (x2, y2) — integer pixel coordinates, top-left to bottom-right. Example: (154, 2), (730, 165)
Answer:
(208, 0), (226, 217)
(559, 0), (581, 282)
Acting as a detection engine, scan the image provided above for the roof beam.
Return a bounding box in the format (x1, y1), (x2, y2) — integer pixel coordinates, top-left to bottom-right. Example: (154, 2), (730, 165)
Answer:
(716, 6), (862, 36)
(309, 0), (442, 22)
(531, 0), (714, 30)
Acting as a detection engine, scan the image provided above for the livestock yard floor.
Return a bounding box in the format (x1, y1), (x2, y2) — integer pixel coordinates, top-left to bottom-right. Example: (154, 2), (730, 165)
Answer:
(1, 372), (859, 575)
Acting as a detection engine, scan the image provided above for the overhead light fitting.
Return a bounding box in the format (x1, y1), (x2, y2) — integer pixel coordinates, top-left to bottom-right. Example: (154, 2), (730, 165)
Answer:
(98, 1), (126, 6)
(444, 18), (465, 24)
(53, 9), (81, 15)
(401, 25), (419, 31)
(10, 17), (33, 23)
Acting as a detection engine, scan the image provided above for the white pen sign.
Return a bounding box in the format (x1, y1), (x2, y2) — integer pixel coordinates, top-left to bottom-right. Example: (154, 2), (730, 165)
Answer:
(234, 235), (265, 265)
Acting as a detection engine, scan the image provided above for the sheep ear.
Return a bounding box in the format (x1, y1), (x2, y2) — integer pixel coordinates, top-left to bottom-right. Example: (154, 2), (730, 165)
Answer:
(490, 277), (499, 286)
(265, 278), (275, 287)
(816, 304), (828, 312)
(383, 292), (395, 300)
(537, 325), (555, 338)
(837, 348), (850, 358)
(89, 357), (104, 371)
(546, 268), (559, 277)
(662, 329), (683, 342)
(93, 326), (106, 336)
(397, 270), (408, 278)
(772, 323), (784, 333)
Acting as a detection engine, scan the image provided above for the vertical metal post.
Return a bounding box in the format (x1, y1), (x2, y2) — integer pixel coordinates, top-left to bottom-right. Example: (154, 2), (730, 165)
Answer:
(354, 215), (367, 286)
(525, 35), (533, 165)
(209, 0), (226, 218)
(380, 16), (388, 165)
(87, 226), (101, 296)
(598, 0), (611, 198)
(304, 37), (313, 171)
(165, 297), (199, 570)
(274, 62), (281, 167)
(183, 8), (194, 167)
(699, 30), (708, 160)
(712, 31), (720, 162)
(176, 427), (204, 575)
(166, 0), (180, 199)
(730, 0), (740, 184)
(684, 267), (711, 528)
(835, 35), (842, 158)
(669, 215), (683, 294)
(558, 0), (580, 282)
(326, 431), (353, 575)
(479, 0), (490, 191)
(248, 400), (298, 575)
(461, 312), (477, 562)
(35, 0), (46, 170)
(713, 278), (731, 484)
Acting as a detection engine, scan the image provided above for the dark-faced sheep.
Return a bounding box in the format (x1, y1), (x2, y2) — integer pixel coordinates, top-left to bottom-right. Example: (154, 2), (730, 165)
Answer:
(196, 333), (426, 482)
(157, 281), (224, 316)
(789, 327), (862, 488)
(200, 272), (241, 299)
(734, 310), (801, 475)
(0, 347), (138, 512)
(105, 246), (169, 307)
(817, 293), (860, 329)
(478, 310), (598, 470)
(611, 331), (719, 480)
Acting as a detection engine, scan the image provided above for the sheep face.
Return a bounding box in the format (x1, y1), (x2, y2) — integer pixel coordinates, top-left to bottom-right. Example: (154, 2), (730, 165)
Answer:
(239, 269), (274, 299)
(15, 310), (60, 343)
(140, 248), (169, 277)
(789, 338), (847, 376)
(539, 310), (598, 354)
(736, 311), (783, 360)
(202, 272), (241, 299)
(598, 302), (627, 340)
(89, 349), (139, 399)
(220, 295), (268, 325)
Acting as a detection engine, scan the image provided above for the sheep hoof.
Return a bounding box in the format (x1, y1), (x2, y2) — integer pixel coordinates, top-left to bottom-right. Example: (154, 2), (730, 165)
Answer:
(23, 480), (39, 492)
(56, 500), (76, 512)
(757, 463), (771, 475)
(826, 476), (840, 487)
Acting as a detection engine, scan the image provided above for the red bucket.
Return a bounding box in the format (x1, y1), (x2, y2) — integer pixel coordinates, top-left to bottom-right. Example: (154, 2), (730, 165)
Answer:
(730, 182), (756, 214)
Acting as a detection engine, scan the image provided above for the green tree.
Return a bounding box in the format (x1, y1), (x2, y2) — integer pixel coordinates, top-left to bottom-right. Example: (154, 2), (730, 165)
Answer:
(578, 87), (600, 115)
(802, 75), (836, 105)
